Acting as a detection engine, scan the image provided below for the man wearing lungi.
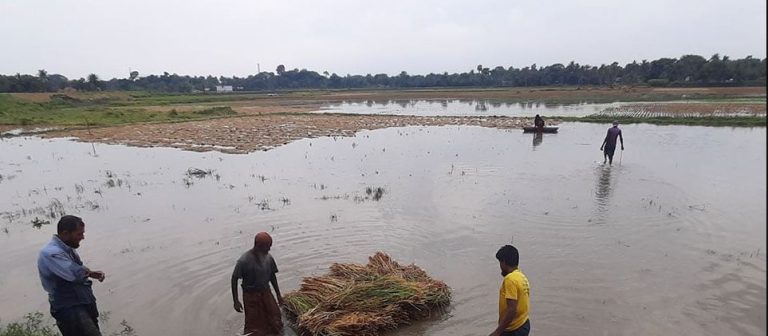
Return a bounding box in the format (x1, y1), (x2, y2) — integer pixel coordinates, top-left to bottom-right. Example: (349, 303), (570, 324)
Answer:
(231, 232), (284, 336)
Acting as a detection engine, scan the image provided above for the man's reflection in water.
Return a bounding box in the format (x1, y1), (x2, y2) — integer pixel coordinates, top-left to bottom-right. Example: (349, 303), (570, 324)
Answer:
(593, 165), (613, 224)
(532, 132), (543, 149)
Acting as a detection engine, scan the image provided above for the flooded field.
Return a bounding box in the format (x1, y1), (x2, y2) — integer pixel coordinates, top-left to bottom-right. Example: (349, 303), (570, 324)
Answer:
(0, 123), (765, 336)
(317, 99), (622, 117)
(317, 99), (767, 120)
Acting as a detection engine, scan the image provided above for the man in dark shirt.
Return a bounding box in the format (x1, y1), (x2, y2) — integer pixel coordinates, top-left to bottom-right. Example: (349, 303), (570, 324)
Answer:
(534, 114), (545, 131)
(600, 121), (624, 165)
(231, 232), (284, 336)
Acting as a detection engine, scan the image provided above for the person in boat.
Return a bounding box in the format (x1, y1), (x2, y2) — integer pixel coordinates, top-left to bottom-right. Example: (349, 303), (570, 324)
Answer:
(599, 120), (624, 165)
(231, 232), (284, 336)
(533, 114), (545, 131)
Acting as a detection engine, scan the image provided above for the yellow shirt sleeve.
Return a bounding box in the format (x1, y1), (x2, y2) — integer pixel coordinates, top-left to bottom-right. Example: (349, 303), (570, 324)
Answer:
(503, 275), (518, 300)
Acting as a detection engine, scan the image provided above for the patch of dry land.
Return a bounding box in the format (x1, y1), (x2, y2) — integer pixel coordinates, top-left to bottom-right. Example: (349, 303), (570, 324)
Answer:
(0, 125), (16, 133)
(7, 86), (762, 153)
(46, 114), (546, 154)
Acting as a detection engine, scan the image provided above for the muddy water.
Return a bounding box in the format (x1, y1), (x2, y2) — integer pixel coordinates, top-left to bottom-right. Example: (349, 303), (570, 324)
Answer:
(318, 99), (623, 117)
(0, 124), (765, 336)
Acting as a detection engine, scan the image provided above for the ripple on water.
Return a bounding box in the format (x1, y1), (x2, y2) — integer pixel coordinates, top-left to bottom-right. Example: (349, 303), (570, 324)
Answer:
(0, 125), (764, 336)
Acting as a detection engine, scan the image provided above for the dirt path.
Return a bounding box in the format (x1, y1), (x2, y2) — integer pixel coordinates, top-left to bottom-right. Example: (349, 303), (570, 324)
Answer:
(45, 114), (549, 154)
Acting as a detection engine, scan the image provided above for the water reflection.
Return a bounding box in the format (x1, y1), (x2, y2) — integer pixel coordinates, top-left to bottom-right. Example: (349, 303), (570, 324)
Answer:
(318, 99), (625, 117)
(532, 132), (543, 149)
(593, 165), (614, 223)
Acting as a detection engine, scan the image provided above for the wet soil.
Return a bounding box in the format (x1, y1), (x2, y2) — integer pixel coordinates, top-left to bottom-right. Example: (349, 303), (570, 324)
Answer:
(44, 114), (553, 154)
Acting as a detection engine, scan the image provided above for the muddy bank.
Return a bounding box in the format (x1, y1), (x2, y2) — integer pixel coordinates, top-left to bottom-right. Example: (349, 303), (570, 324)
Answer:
(45, 114), (551, 154)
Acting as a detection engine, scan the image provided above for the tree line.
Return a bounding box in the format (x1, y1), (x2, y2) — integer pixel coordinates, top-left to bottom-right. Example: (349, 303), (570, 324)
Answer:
(1, 54), (765, 93)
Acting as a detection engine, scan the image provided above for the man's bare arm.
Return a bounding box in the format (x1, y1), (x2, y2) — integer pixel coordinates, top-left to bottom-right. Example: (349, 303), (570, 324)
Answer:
(231, 271), (242, 312)
(489, 299), (518, 336)
(270, 273), (284, 305)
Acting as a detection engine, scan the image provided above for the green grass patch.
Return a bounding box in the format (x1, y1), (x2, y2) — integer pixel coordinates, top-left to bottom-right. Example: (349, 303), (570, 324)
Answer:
(0, 93), (238, 127)
(0, 311), (138, 336)
(127, 93), (277, 105)
(0, 312), (58, 336)
(561, 115), (767, 127)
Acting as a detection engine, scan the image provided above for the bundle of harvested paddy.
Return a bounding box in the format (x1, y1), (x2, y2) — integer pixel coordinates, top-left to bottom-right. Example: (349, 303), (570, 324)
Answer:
(283, 252), (451, 336)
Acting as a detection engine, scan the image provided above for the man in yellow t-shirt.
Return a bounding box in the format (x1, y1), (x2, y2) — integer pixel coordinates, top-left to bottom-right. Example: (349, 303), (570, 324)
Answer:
(489, 245), (531, 336)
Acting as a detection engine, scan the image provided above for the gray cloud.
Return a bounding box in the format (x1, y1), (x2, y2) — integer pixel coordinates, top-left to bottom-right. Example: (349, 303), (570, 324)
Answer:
(1, 0), (765, 79)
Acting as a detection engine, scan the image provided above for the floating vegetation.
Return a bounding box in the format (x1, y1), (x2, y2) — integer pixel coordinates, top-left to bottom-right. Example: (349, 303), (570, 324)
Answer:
(365, 187), (385, 201)
(0, 312), (58, 336)
(105, 178), (125, 188)
(0, 311), (137, 336)
(318, 194), (350, 201)
(283, 252), (451, 336)
(30, 217), (50, 229)
(0, 198), (104, 225)
(46, 199), (65, 219)
(255, 199), (271, 211)
(186, 168), (213, 178)
(181, 177), (194, 188)
(318, 187), (385, 203)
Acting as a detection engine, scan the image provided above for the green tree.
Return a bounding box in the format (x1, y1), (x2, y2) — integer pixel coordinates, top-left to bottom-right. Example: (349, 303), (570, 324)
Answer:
(37, 69), (48, 82)
(87, 73), (102, 91)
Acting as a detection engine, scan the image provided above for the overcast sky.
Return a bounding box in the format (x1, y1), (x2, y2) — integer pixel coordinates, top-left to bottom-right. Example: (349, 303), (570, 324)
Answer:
(1, 0), (765, 79)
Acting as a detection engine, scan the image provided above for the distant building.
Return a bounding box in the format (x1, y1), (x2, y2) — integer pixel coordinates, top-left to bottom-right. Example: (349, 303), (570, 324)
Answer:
(214, 85), (233, 92)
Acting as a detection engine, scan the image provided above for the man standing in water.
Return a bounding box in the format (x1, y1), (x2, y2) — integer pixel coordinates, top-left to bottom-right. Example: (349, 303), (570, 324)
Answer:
(38, 215), (106, 336)
(600, 120), (624, 165)
(534, 114), (545, 131)
(231, 232), (284, 336)
(489, 245), (531, 336)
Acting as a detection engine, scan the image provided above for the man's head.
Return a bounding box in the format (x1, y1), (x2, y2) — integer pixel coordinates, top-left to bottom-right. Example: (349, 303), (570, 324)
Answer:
(57, 215), (85, 249)
(612, 120), (619, 127)
(495, 245), (519, 276)
(253, 232), (273, 253)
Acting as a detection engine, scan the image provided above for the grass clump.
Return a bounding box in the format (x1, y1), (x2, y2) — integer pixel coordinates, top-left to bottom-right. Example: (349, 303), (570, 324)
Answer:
(1, 93), (238, 127)
(0, 312), (57, 336)
(283, 252), (451, 336)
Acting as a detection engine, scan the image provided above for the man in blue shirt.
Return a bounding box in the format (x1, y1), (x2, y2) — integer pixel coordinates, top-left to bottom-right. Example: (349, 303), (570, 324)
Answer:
(38, 215), (106, 336)
(600, 121), (624, 165)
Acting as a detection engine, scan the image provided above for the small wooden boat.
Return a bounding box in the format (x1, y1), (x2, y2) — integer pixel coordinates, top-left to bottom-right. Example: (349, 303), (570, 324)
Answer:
(523, 126), (559, 133)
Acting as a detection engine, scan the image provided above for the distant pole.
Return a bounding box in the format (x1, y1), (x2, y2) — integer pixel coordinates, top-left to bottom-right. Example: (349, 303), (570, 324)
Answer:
(257, 63), (261, 73)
